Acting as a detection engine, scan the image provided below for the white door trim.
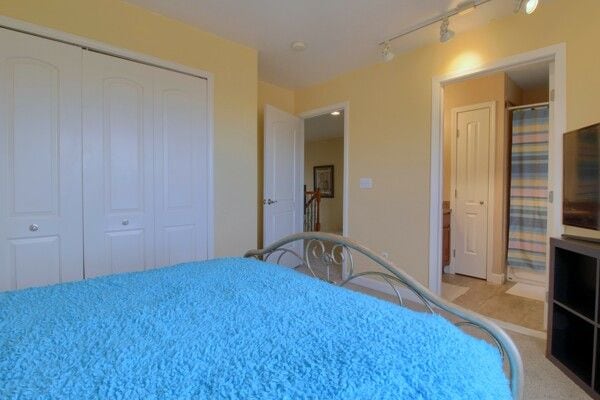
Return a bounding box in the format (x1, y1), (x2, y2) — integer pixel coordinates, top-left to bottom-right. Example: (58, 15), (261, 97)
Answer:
(299, 102), (350, 277)
(430, 43), (566, 295)
(449, 101), (496, 281)
(0, 15), (215, 259)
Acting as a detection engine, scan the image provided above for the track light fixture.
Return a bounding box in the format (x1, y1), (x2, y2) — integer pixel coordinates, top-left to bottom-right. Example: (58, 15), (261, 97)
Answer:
(382, 41), (395, 62)
(378, 0), (493, 52)
(514, 0), (539, 14)
(440, 18), (455, 43)
(457, 3), (476, 16)
(379, 0), (542, 56)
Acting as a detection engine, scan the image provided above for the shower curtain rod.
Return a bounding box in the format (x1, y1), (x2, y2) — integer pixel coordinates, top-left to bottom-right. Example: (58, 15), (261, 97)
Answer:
(506, 102), (550, 111)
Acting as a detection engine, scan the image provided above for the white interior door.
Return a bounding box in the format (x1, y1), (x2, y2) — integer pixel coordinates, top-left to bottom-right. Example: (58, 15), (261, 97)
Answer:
(0, 29), (83, 291)
(453, 106), (491, 279)
(263, 105), (303, 263)
(83, 51), (156, 278)
(154, 68), (209, 267)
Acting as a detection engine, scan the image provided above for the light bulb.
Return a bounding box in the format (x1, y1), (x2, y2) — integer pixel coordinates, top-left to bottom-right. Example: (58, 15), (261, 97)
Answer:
(525, 0), (538, 14)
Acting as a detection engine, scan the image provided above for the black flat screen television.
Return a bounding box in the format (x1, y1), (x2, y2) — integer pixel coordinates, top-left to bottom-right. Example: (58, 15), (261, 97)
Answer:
(563, 123), (600, 230)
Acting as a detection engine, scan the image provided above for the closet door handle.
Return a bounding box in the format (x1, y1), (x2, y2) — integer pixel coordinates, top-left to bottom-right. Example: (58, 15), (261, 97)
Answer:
(479, 201), (485, 205)
(122, 219), (129, 226)
(29, 224), (39, 232)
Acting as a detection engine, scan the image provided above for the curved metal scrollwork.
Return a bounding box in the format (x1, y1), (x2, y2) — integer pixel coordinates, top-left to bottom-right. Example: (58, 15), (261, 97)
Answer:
(263, 247), (305, 267)
(301, 238), (355, 283)
(245, 232), (523, 400)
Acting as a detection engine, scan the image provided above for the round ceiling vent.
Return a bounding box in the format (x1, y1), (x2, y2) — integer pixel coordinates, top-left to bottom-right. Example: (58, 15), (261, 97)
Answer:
(290, 41), (307, 51)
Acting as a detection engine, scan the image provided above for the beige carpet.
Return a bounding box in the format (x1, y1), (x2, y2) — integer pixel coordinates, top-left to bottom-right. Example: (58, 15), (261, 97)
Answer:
(508, 331), (591, 399)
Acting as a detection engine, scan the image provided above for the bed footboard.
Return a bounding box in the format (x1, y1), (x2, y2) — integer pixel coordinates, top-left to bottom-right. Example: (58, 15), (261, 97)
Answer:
(245, 232), (524, 400)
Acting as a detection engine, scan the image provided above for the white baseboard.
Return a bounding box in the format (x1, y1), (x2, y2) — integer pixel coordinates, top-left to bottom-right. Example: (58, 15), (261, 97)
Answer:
(507, 270), (547, 287)
(487, 272), (505, 285)
(489, 317), (547, 339)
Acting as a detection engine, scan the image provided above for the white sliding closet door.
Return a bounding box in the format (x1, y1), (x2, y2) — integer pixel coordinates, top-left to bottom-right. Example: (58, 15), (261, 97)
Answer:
(83, 51), (156, 278)
(154, 68), (209, 266)
(0, 29), (83, 291)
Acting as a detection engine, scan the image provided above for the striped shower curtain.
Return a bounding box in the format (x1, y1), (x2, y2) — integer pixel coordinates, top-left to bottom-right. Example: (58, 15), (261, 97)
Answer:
(507, 106), (549, 271)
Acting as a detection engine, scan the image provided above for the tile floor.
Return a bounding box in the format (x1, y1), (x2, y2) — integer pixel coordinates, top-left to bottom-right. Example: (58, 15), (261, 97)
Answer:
(442, 273), (545, 332)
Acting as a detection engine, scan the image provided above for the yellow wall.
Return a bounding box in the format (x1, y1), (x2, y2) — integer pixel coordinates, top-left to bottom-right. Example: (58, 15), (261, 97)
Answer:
(295, 0), (600, 284)
(257, 81), (295, 247)
(522, 86), (550, 104)
(305, 138), (344, 233)
(0, 0), (258, 256)
(443, 73), (505, 201)
(505, 75), (524, 107)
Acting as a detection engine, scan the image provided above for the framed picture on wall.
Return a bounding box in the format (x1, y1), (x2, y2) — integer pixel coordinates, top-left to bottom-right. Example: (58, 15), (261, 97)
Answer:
(313, 165), (334, 198)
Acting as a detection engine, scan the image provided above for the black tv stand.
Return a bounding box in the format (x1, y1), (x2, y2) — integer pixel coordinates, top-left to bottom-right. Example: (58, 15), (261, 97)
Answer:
(562, 233), (600, 244)
(548, 237), (600, 399)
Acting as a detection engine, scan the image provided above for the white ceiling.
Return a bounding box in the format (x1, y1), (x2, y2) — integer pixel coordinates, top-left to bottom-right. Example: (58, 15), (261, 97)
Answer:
(126, 0), (515, 88)
(506, 61), (550, 90)
(305, 112), (344, 142)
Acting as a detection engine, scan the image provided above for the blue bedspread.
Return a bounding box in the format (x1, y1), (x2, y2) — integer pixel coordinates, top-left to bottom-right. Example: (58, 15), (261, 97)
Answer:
(0, 258), (511, 399)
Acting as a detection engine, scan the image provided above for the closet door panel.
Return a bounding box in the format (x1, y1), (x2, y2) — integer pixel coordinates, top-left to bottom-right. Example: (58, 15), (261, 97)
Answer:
(105, 78), (144, 211)
(10, 60), (58, 214)
(10, 237), (60, 289)
(0, 28), (83, 291)
(105, 230), (145, 274)
(83, 51), (155, 278)
(154, 70), (209, 266)
(165, 225), (195, 265)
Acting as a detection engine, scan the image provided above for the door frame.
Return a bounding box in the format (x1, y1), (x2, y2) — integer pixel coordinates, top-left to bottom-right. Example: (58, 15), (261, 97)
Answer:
(299, 102), (350, 277)
(0, 15), (215, 259)
(448, 101), (497, 280)
(430, 43), (566, 295)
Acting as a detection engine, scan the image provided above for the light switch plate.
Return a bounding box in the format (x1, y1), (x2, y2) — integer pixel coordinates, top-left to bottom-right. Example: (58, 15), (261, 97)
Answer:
(359, 178), (372, 189)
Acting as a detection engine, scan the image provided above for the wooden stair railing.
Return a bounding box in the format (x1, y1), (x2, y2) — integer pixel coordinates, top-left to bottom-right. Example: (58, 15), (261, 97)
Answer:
(304, 188), (321, 232)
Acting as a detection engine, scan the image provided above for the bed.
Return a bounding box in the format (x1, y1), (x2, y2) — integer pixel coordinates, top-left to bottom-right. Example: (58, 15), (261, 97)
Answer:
(0, 232), (523, 399)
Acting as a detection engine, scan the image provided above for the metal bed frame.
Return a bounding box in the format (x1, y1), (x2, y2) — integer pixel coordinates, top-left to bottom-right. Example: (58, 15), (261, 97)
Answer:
(245, 232), (524, 400)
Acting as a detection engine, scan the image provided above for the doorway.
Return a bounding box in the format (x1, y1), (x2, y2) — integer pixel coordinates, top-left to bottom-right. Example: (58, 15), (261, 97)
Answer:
(436, 57), (558, 335)
(300, 108), (348, 281)
(303, 110), (345, 235)
(299, 102), (349, 243)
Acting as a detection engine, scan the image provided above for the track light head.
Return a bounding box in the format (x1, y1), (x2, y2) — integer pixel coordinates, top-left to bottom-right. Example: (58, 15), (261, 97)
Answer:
(440, 18), (455, 43)
(514, 0), (539, 14)
(525, 0), (539, 14)
(382, 42), (395, 62)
